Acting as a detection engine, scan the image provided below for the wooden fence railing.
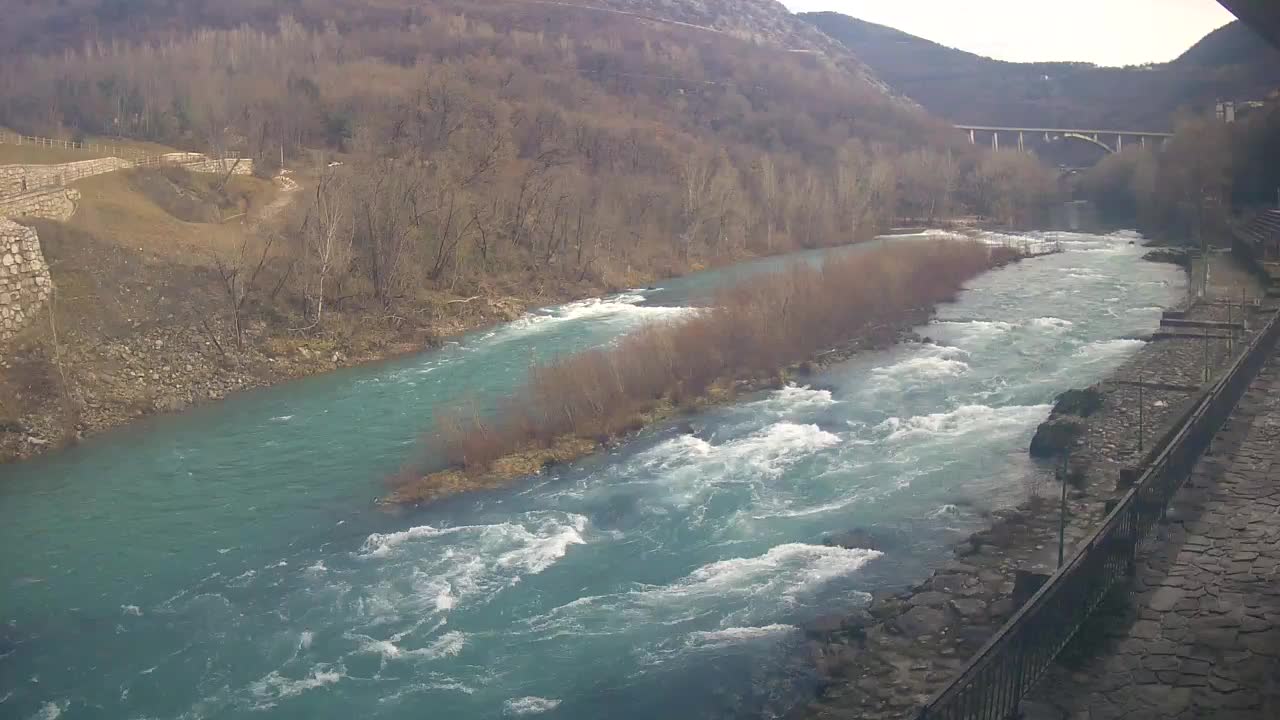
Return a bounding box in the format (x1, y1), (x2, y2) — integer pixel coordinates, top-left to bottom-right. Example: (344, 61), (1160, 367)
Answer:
(1, 132), (241, 170)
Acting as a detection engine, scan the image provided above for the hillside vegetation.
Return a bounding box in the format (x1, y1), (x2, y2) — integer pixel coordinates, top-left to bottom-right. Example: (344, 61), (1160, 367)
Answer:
(397, 239), (1020, 502)
(0, 0), (1064, 460)
(1075, 104), (1280, 241)
(804, 13), (1280, 131)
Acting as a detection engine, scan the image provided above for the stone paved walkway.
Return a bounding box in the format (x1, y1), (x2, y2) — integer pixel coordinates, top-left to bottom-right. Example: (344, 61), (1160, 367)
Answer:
(1025, 349), (1280, 719)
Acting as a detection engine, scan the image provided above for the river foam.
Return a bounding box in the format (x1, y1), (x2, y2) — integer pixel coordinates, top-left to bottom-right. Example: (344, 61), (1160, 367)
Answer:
(249, 664), (345, 709)
(638, 421), (841, 509)
(504, 696), (562, 715)
(0, 228), (1190, 720)
(489, 292), (695, 343)
(685, 624), (798, 649)
(523, 543), (882, 640)
(878, 404), (1052, 443)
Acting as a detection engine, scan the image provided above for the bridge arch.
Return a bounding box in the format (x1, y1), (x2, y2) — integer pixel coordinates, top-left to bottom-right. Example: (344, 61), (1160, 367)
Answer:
(1060, 132), (1115, 154)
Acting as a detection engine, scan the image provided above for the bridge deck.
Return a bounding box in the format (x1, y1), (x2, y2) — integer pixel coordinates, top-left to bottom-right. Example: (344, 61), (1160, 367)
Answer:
(954, 125), (1174, 137)
(1024, 349), (1280, 719)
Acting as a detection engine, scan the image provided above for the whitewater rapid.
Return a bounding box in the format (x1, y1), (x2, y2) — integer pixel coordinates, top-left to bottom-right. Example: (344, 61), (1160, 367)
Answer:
(0, 231), (1187, 720)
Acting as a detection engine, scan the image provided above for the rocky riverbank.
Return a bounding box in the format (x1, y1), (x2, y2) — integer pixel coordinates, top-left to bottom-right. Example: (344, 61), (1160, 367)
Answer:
(798, 281), (1272, 718)
(0, 292), (540, 464)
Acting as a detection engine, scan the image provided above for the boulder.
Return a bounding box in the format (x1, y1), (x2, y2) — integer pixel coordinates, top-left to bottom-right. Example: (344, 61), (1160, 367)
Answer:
(894, 606), (947, 637)
(1143, 248), (1191, 268)
(949, 598), (988, 620)
(153, 395), (188, 414)
(1050, 387), (1103, 417)
(1029, 417), (1083, 458)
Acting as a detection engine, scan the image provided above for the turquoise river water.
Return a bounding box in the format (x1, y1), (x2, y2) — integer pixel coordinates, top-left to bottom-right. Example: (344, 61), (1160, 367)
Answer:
(0, 231), (1184, 720)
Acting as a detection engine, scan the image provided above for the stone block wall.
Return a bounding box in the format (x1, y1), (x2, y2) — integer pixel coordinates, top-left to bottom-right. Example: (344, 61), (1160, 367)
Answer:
(0, 218), (52, 341)
(0, 188), (81, 222)
(0, 157), (135, 195)
(180, 157), (255, 175)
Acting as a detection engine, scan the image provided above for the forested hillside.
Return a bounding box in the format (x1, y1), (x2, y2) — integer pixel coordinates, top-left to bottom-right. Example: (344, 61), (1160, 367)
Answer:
(0, 0), (1066, 458)
(0, 0), (1059, 308)
(803, 12), (1280, 130)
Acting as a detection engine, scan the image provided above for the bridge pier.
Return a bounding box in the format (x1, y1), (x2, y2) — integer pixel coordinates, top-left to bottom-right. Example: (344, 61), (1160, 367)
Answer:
(969, 128), (975, 145)
(1117, 134), (1123, 152)
(992, 132), (999, 151)
(1018, 131), (1025, 152)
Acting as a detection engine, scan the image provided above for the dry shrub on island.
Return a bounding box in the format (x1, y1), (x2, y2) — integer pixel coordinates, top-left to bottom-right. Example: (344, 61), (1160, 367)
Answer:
(432, 239), (1016, 474)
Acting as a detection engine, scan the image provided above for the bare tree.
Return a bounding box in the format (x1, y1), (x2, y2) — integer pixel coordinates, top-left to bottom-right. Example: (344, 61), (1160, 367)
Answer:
(298, 164), (352, 329)
(211, 230), (277, 347)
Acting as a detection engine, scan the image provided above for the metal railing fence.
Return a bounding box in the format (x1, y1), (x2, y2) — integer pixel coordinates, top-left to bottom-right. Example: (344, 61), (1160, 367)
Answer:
(917, 307), (1280, 720)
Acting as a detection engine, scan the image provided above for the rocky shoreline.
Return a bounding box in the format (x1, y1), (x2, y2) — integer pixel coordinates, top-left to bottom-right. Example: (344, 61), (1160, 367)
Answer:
(0, 293), (538, 464)
(7, 231), (958, 467)
(798, 274), (1270, 718)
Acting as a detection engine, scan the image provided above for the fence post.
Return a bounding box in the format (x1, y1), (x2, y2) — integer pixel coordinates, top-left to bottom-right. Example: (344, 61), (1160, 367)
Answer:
(1141, 366), (1152, 450)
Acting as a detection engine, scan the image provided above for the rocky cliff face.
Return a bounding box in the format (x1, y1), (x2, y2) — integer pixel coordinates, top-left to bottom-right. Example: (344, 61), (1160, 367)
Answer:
(600, 0), (893, 92)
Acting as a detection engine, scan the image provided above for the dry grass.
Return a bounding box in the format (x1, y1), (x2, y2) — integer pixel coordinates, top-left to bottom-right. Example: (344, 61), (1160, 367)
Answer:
(0, 132), (176, 165)
(68, 170), (278, 260)
(428, 239), (1014, 476)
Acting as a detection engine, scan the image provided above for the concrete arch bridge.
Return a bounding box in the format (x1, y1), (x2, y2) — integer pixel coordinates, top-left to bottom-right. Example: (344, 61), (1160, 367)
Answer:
(956, 125), (1175, 155)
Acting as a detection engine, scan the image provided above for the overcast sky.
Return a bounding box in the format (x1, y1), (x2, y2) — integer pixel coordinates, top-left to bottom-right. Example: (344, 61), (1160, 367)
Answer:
(780, 0), (1237, 66)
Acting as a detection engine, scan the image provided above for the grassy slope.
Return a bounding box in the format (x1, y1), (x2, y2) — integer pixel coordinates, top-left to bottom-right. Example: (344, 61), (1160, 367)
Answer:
(0, 130), (177, 165)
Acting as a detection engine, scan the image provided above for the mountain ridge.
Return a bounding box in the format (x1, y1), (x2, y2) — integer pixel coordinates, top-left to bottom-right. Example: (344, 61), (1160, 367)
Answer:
(801, 12), (1280, 130)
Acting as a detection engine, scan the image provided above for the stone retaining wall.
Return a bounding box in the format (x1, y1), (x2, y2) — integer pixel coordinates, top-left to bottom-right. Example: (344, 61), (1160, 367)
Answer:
(0, 187), (81, 222)
(179, 157), (255, 175)
(0, 157), (135, 195)
(0, 218), (51, 341)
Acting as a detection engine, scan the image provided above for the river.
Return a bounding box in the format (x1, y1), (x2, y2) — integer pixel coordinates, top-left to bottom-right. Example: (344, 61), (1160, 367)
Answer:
(0, 230), (1184, 720)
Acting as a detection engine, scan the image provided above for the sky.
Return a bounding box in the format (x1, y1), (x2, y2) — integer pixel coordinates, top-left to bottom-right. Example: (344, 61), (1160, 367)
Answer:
(779, 0), (1238, 66)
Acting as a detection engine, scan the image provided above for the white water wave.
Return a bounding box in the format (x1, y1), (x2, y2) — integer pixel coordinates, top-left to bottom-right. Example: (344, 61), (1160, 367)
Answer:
(1074, 338), (1146, 364)
(752, 384), (838, 416)
(356, 630), (467, 662)
(932, 320), (1014, 343)
(878, 404), (1052, 443)
(32, 700), (68, 720)
(872, 354), (970, 382)
(248, 664), (344, 708)
(641, 423), (840, 493)
(1030, 317), (1074, 332)
(750, 492), (866, 520)
(489, 292), (694, 343)
(504, 696), (563, 715)
(685, 624), (798, 649)
(350, 512), (589, 634)
(1108, 229), (1144, 241)
(360, 513), (587, 568)
(523, 544), (881, 636)
(876, 228), (964, 239)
